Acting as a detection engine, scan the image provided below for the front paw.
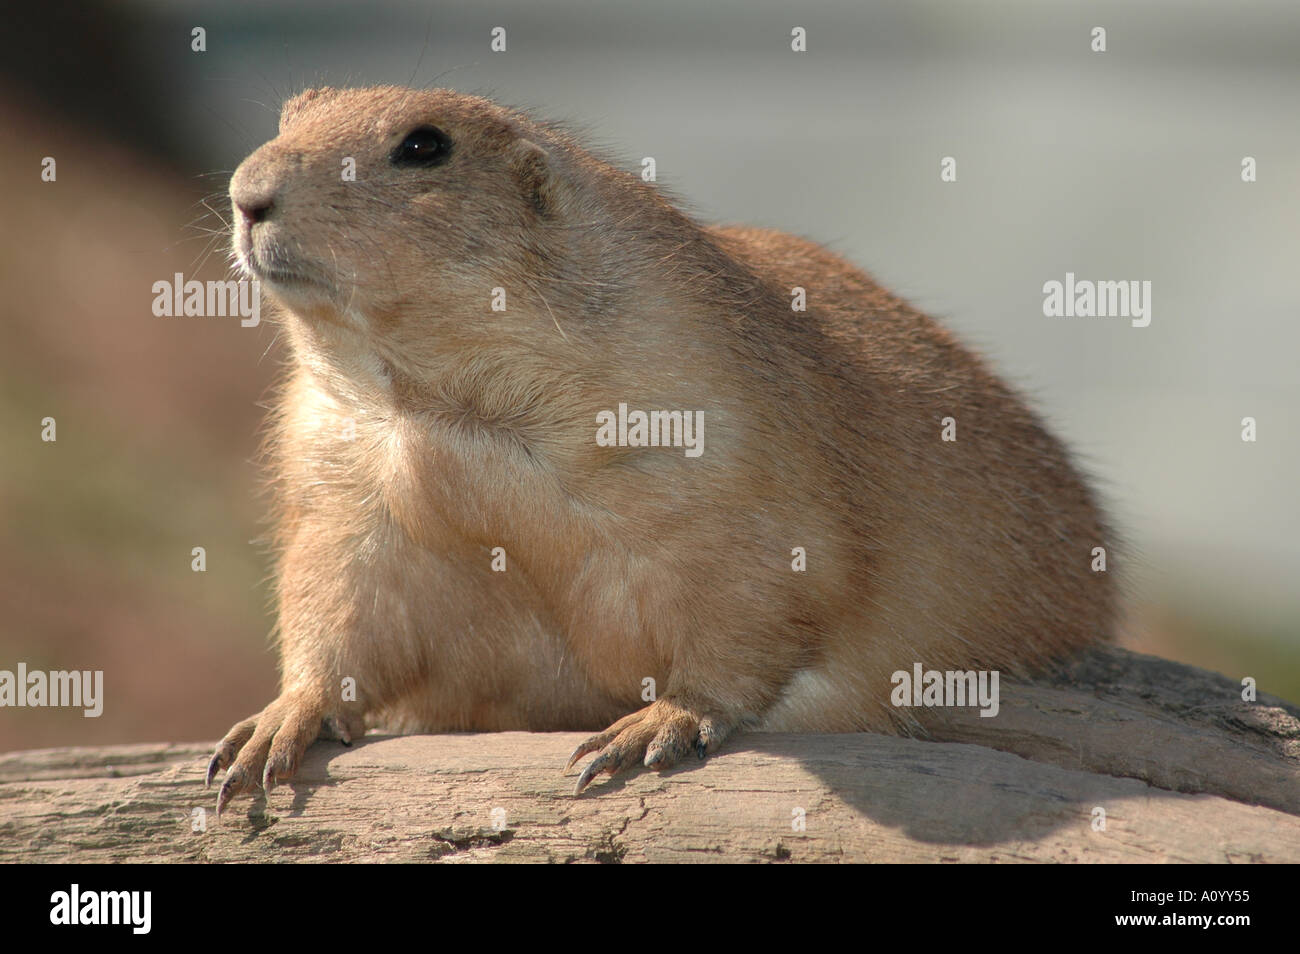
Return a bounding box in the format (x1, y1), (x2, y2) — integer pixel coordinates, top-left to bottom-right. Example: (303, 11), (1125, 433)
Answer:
(206, 693), (361, 815)
(565, 698), (731, 794)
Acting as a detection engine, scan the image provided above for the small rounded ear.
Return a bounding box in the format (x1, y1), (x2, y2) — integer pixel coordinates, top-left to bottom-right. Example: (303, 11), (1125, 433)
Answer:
(509, 139), (561, 215)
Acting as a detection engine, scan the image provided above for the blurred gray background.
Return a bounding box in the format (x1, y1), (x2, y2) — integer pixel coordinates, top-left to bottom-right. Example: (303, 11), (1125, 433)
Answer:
(2, 0), (1296, 749)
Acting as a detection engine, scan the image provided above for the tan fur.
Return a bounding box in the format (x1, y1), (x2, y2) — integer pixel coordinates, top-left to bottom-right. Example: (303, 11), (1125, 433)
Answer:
(209, 86), (1116, 805)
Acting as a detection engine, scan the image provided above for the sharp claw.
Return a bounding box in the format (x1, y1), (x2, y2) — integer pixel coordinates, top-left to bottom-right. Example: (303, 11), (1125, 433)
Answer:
(696, 739), (708, 760)
(574, 754), (609, 795)
(262, 763), (275, 795)
(644, 745), (666, 769)
(216, 778), (234, 817)
(565, 739), (597, 772)
(205, 752), (222, 788)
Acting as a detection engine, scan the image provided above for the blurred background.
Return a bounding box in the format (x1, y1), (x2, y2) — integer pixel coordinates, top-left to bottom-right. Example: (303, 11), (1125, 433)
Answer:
(1, 0), (1297, 751)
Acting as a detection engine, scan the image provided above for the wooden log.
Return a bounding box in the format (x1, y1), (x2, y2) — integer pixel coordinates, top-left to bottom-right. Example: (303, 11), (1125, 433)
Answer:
(1, 647), (1296, 863)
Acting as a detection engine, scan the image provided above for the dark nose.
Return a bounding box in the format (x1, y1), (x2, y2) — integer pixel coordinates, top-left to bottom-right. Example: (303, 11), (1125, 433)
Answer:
(231, 182), (274, 224)
(236, 193), (272, 224)
(229, 158), (280, 225)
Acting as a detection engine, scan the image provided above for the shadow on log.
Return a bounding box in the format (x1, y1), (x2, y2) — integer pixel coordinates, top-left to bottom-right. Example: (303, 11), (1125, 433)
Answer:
(1, 647), (1297, 863)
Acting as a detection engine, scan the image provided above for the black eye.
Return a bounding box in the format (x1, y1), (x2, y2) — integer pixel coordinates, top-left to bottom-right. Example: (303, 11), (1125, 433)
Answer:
(391, 125), (452, 167)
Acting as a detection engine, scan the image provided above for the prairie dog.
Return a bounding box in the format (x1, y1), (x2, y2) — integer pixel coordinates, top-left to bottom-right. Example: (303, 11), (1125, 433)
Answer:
(209, 85), (1116, 808)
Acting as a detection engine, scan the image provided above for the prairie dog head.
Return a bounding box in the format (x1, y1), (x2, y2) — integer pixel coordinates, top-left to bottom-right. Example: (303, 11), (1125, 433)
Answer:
(229, 86), (580, 369)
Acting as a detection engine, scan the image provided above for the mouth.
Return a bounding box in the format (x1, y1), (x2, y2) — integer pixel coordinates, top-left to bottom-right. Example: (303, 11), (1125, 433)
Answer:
(249, 260), (314, 287)
(237, 234), (326, 292)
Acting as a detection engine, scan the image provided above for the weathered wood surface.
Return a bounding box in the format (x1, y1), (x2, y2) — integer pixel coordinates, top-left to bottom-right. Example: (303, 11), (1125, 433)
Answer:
(1, 647), (1297, 863)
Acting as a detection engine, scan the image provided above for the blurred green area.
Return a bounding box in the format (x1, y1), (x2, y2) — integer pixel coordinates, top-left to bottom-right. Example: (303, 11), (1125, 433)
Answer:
(0, 70), (282, 747)
(1139, 607), (1300, 706)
